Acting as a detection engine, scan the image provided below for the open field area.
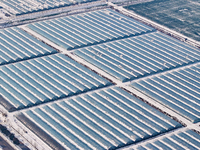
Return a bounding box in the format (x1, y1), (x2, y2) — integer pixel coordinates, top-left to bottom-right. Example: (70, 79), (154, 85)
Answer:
(125, 0), (200, 41)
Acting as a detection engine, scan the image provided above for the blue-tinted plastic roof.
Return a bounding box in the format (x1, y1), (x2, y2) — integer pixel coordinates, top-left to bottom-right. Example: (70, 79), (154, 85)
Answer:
(1, 0), (99, 16)
(130, 62), (200, 123)
(0, 27), (57, 66)
(0, 53), (111, 112)
(74, 31), (200, 82)
(16, 87), (181, 150)
(27, 9), (155, 50)
(135, 129), (200, 150)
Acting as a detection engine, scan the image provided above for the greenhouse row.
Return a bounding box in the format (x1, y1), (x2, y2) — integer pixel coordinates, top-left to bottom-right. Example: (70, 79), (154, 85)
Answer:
(1, 0), (100, 16)
(27, 9), (155, 50)
(0, 53), (111, 111)
(0, 3), (200, 150)
(130, 62), (200, 123)
(0, 27), (57, 66)
(16, 87), (182, 150)
(74, 31), (200, 82)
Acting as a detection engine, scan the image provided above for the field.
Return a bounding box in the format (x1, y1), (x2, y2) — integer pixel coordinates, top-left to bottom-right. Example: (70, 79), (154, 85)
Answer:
(125, 0), (200, 41)
(1, 2), (200, 150)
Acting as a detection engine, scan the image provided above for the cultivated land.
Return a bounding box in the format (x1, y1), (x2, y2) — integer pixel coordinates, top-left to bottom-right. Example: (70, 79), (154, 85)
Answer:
(125, 0), (200, 41)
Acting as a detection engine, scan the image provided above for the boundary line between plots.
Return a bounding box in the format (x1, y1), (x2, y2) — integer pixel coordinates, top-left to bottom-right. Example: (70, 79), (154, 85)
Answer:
(0, 1), (108, 29)
(107, 2), (200, 49)
(19, 25), (196, 127)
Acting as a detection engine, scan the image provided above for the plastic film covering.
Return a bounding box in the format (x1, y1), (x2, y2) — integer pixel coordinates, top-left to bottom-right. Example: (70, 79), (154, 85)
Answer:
(17, 87), (181, 150)
(0, 53), (111, 112)
(123, 129), (200, 150)
(74, 31), (200, 82)
(0, 95), (15, 112)
(16, 113), (65, 150)
(130, 62), (200, 123)
(27, 9), (155, 50)
(1, 0), (99, 16)
(0, 27), (57, 66)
